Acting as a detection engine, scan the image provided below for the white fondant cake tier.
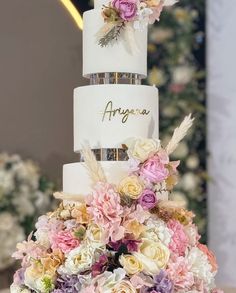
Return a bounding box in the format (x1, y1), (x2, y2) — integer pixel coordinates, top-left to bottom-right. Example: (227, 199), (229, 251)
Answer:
(94, 0), (109, 9)
(63, 161), (129, 195)
(83, 9), (147, 77)
(74, 84), (159, 152)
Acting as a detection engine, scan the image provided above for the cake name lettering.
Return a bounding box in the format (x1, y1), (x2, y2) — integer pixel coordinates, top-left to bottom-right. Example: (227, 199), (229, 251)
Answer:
(102, 101), (150, 123)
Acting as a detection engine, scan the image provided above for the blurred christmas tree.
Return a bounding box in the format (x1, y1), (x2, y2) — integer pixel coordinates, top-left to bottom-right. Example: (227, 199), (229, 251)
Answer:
(147, 0), (206, 241)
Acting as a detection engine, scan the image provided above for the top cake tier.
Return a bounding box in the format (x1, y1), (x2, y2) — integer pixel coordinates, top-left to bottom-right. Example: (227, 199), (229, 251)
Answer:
(83, 2), (148, 77)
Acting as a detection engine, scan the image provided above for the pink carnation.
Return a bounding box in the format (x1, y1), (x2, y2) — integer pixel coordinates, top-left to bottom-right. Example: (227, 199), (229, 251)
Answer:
(167, 256), (194, 289)
(167, 220), (189, 256)
(112, 0), (138, 21)
(51, 230), (80, 254)
(87, 182), (124, 242)
(140, 150), (169, 184)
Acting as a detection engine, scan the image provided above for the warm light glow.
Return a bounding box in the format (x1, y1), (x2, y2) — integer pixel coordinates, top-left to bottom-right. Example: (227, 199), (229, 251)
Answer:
(60, 0), (83, 30)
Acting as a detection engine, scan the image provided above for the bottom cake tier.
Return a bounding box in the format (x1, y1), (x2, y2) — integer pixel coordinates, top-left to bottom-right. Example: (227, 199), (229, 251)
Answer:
(63, 161), (129, 195)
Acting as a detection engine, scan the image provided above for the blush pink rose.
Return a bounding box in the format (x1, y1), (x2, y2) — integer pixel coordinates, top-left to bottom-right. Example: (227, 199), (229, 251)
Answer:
(140, 150), (169, 183)
(112, 0), (138, 21)
(51, 230), (80, 254)
(167, 220), (189, 256)
(198, 243), (218, 272)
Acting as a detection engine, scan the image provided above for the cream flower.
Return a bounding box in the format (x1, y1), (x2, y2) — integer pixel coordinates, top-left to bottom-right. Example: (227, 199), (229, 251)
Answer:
(58, 242), (105, 275)
(187, 247), (215, 288)
(94, 268), (126, 291)
(86, 223), (104, 245)
(118, 176), (144, 199)
(119, 254), (143, 275)
(10, 284), (31, 293)
(133, 238), (170, 275)
(142, 217), (172, 246)
(24, 265), (56, 293)
(113, 280), (137, 293)
(127, 138), (160, 163)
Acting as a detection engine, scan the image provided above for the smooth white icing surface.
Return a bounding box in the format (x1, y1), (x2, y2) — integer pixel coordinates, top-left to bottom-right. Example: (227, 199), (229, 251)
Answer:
(83, 9), (147, 77)
(63, 161), (129, 195)
(73, 84), (159, 152)
(94, 0), (109, 9)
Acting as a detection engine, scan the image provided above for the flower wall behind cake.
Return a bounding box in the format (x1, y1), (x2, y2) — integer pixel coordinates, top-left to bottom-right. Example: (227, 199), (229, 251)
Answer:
(0, 153), (55, 272)
(10, 116), (223, 293)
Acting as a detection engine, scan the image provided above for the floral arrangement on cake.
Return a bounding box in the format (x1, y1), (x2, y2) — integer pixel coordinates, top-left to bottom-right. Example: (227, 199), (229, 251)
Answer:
(147, 0), (207, 239)
(11, 116), (223, 293)
(97, 0), (177, 48)
(0, 153), (54, 271)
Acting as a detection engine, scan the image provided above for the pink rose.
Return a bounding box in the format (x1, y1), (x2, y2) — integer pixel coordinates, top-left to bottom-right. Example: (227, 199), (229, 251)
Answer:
(112, 0), (138, 21)
(51, 230), (80, 254)
(138, 189), (158, 209)
(140, 150), (169, 183)
(198, 243), (218, 272)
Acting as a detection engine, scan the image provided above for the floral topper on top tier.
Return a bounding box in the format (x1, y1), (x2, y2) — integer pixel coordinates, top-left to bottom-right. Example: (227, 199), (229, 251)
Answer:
(97, 0), (178, 51)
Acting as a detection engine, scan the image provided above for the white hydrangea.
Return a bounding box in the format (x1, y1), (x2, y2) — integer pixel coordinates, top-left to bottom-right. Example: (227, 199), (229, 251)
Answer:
(143, 217), (172, 246)
(187, 247), (215, 289)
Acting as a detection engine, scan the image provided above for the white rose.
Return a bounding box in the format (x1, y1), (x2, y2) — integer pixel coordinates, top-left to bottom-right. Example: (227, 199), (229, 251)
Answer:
(58, 242), (105, 275)
(113, 280), (137, 293)
(94, 268), (126, 292)
(133, 239), (170, 275)
(127, 138), (160, 163)
(86, 223), (104, 246)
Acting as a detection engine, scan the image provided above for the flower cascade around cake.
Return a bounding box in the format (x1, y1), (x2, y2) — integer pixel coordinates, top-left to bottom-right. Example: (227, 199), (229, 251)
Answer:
(97, 0), (178, 49)
(11, 115), (223, 293)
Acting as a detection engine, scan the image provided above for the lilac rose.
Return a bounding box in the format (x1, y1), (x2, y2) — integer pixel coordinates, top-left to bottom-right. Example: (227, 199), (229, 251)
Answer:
(112, 0), (138, 21)
(138, 189), (158, 209)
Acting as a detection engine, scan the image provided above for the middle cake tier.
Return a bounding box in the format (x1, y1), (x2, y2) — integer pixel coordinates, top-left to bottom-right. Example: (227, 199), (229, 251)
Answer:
(74, 84), (159, 152)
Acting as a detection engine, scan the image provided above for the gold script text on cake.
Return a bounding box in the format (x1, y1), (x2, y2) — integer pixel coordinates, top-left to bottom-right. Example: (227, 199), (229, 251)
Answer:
(101, 101), (150, 123)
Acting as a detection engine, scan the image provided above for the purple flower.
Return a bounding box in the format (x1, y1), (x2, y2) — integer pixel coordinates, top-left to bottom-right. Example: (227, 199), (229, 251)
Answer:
(112, 0), (138, 21)
(54, 275), (82, 293)
(138, 189), (158, 209)
(153, 271), (174, 293)
(92, 254), (108, 277)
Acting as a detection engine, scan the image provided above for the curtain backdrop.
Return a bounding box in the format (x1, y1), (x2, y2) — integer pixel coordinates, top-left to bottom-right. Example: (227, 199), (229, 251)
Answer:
(208, 0), (236, 287)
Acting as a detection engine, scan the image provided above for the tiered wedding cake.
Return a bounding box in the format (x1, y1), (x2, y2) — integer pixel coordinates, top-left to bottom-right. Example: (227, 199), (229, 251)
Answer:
(11, 1), (223, 293)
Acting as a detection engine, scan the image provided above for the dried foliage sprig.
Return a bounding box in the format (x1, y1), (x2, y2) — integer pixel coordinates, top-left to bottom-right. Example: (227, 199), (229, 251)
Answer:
(97, 22), (125, 47)
(81, 146), (107, 185)
(53, 191), (85, 203)
(165, 114), (194, 155)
